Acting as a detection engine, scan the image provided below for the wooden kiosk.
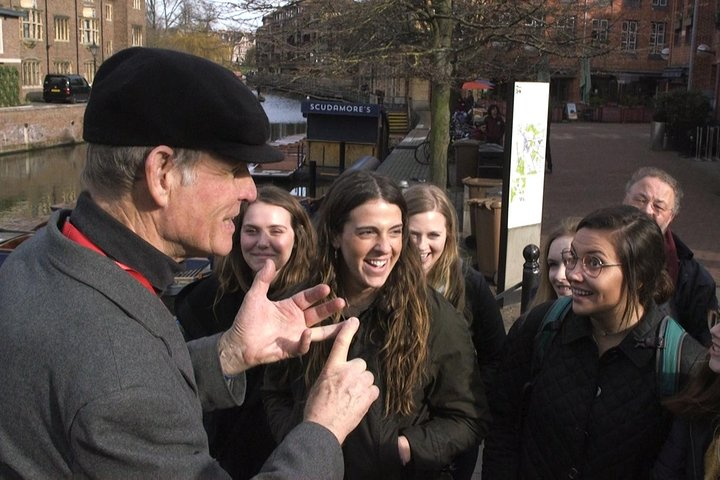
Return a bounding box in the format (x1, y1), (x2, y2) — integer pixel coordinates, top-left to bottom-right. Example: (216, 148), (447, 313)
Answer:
(301, 100), (388, 172)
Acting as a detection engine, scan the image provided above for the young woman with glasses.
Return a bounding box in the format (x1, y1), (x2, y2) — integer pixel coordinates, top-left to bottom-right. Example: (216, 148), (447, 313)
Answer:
(482, 204), (705, 479)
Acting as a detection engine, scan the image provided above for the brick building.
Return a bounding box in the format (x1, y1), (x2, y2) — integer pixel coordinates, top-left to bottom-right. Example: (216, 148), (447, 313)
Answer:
(252, 0), (717, 111)
(0, 0), (145, 99)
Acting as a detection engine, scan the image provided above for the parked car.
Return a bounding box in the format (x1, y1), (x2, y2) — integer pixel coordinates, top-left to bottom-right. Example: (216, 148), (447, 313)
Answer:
(42, 74), (91, 103)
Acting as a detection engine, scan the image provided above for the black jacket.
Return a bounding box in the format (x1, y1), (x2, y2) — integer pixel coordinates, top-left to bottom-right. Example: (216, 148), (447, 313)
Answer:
(263, 290), (489, 479)
(668, 232), (718, 347)
(653, 417), (717, 480)
(175, 277), (277, 480)
(464, 266), (506, 389)
(482, 301), (705, 480)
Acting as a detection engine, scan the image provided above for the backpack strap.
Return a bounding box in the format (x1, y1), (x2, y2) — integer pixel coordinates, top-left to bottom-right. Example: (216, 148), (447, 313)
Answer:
(656, 315), (687, 398)
(531, 296), (573, 375)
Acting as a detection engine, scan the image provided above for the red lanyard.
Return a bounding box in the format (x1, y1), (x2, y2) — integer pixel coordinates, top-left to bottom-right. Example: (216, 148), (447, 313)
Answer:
(62, 220), (156, 296)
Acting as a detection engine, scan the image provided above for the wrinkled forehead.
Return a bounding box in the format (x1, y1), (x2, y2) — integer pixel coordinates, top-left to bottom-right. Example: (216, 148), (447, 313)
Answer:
(629, 176), (675, 203)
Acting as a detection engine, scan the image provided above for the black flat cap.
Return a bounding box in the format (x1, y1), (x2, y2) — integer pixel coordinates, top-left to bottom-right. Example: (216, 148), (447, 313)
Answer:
(83, 47), (283, 164)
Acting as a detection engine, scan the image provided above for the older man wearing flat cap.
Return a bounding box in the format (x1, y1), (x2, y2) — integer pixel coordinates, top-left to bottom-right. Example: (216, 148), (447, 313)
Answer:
(0, 48), (378, 478)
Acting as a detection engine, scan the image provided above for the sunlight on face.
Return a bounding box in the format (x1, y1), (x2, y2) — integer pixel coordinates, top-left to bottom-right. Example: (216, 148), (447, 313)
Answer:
(408, 211), (447, 275)
(240, 202), (295, 273)
(333, 199), (403, 307)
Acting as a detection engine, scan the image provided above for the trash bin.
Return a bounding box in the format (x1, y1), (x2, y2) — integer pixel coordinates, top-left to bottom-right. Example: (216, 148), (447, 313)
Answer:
(469, 197), (502, 281)
(462, 177), (503, 236)
(452, 139), (481, 186)
(477, 143), (504, 179)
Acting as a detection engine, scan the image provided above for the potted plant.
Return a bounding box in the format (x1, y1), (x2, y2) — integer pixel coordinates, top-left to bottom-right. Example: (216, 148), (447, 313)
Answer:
(653, 90), (711, 153)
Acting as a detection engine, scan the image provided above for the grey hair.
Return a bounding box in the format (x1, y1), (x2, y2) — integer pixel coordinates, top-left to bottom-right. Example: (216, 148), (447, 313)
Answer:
(82, 144), (202, 200)
(625, 167), (683, 215)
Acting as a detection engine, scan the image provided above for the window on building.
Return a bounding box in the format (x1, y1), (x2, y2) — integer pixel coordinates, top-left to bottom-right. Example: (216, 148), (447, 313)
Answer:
(80, 17), (99, 45)
(84, 61), (95, 84)
(22, 59), (41, 87)
(105, 2), (113, 21)
(132, 25), (143, 46)
(650, 22), (666, 53)
(133, 0), (142, 10)
(557, 16), (576, 34)
(21, 9), (43, 41)
(621, 20), (638, 51)
(652, 0), (668, 6)
(105, 40), (113, 57)
(52, 61), (72, 74)
(592, 18), (610, 43)
(54, 16), (70, 42)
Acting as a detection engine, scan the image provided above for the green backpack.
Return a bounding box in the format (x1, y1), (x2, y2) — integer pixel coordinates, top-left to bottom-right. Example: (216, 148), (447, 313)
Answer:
(532, 296), (688, 397)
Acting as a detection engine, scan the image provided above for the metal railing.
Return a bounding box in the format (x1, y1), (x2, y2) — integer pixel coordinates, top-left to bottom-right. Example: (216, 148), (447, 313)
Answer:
(694, 126), (720, 161)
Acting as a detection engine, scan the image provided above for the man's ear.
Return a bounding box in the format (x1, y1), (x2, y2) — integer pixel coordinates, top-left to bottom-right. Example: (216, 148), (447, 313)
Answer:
(144, 146), (177, 208)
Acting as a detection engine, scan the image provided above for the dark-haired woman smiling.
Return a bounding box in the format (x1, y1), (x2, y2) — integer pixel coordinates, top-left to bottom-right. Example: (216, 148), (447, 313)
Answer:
(483, 205), (704, 480)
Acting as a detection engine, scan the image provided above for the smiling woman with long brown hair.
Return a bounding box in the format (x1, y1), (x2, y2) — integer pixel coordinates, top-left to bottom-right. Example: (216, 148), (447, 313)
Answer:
(263, 171), (488, 479)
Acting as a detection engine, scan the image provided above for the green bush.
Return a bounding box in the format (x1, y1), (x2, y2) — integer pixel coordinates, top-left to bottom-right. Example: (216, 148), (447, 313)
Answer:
(0, 66), (21, 107)
(653, 89), (711, 128)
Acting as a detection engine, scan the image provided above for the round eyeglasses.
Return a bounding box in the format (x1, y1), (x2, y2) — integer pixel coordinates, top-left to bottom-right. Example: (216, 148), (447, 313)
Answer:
(561, 249), (622, 278)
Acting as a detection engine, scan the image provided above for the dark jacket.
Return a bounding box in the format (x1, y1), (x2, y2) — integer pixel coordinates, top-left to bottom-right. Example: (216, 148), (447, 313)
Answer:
(484, 115), (505, 145)
(0, 195), (344, 479)
(464, 266), (506, 389)
(263, 290), (489, 479)
(653, 417), (717, 479)
(668, 232), (718, 347)
(176, 276), (277, 480)
(482, 301), (705, 480)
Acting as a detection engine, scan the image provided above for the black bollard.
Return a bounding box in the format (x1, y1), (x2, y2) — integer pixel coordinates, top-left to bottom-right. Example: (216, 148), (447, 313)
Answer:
(520, 244), (541, 314)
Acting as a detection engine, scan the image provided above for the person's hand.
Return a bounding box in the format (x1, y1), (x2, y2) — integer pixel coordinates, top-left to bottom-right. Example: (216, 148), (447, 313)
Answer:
(398, 435), (411, 465)
(218, 260), (346, 376)
(304, 317), (379, 445)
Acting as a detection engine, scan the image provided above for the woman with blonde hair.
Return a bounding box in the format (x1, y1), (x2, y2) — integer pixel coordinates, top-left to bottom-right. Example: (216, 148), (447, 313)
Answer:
(404, 182), (505, 479)
(263, 171), (488, 479)
(175, 184), (317, 479)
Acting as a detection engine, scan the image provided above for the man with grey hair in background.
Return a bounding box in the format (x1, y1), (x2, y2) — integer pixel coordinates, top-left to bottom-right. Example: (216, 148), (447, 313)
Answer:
(624, 166), (718, 346)
(0, 47), (379, 478)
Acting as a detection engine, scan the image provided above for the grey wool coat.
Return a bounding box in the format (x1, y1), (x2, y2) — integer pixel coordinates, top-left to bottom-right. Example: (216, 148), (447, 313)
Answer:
(0, 208), (343, 479)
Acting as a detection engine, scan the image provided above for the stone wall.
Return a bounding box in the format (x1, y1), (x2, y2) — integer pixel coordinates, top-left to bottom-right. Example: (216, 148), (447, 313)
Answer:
(0, 104), (85, 155)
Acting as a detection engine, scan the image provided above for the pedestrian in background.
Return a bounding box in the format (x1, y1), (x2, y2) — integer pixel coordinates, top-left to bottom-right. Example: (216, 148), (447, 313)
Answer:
(483, 105), (506, 146)
(623, 167), (718, 346)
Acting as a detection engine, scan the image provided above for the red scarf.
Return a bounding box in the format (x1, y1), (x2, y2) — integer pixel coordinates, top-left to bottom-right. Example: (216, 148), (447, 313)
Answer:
(664, 228), (680, 287)
(62, 220), (156, 295)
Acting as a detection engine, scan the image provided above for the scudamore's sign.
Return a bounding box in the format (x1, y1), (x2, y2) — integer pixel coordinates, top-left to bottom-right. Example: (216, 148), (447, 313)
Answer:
(302, 101), (381, 117)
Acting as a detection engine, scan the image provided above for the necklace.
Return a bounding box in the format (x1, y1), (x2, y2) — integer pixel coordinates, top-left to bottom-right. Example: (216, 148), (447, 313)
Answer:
(590, 319), (633, 337)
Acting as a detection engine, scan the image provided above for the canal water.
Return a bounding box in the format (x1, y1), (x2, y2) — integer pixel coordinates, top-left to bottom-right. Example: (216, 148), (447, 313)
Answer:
(0, 93), (308, 227)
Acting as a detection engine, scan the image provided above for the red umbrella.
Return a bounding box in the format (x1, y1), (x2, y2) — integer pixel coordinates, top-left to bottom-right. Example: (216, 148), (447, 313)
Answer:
(462, 79), (495, 90)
